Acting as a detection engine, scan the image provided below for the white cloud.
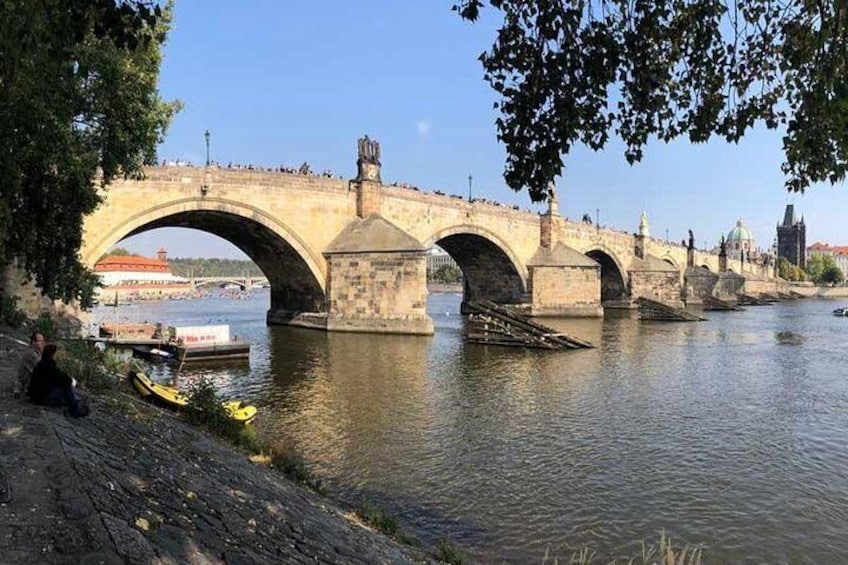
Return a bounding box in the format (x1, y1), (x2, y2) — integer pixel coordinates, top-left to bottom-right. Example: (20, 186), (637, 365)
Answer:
(416, 120), (432, 139)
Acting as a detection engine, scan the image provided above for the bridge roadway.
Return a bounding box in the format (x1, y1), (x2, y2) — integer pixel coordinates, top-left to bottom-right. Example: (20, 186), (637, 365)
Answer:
(80, 155), (776, 335)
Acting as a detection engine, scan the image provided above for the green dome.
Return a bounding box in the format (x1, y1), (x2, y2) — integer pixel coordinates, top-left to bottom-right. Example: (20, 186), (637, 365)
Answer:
(727, 218), (753, 242)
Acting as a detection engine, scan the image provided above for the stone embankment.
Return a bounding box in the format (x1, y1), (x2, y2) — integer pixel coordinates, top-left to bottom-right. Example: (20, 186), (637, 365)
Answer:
(0, 330), (433, 564)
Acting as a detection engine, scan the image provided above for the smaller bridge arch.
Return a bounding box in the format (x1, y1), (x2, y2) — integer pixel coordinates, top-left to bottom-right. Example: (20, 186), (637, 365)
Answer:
(582, 245), (628, 303)
(423, 224), (528, 304)
(660, 256), (679, 270)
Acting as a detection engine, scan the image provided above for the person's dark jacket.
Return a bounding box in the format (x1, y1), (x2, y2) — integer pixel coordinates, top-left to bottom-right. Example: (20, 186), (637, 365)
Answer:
(27, 357), (73, 401)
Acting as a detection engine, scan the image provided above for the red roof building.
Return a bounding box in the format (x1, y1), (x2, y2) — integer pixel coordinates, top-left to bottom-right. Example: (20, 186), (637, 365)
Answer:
(94, 251), (190, 300)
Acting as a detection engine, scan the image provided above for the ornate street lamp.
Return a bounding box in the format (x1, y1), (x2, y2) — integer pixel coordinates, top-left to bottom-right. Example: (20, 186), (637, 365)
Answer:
(204, 130), (211, 166)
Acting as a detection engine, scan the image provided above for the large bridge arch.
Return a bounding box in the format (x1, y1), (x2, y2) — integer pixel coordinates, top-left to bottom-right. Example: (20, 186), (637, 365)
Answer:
(82, 197), (327, 314)
(423, 225), (528, 304)
(582, 246), (628, 303)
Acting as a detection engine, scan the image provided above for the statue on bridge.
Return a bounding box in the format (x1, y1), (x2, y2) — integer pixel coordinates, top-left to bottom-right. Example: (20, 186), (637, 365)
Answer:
(356, 135), (382, 182)
(688, 229), (695, 251)
(546, 181), (558, 215)
(357, 135), (381, 165)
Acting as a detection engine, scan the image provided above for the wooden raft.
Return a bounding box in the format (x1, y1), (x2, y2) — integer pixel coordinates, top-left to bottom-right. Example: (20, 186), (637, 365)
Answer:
(736, 293), (771, 306)
(703, 295), (744, 311)
(465, 301), (594, 350)
(637, 297), (706, 321)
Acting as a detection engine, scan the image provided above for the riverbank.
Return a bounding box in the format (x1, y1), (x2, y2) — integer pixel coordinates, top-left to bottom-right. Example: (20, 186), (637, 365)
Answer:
(0, 328), (433, 564)
(426, 283), (462, 294)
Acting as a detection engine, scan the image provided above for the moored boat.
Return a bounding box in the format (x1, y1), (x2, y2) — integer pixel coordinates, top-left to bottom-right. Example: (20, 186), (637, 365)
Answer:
(132, 345), (174, 362)
(129, 368), (257, 424)
(833, 307), (848, 316)
(167, 325), (250, 363)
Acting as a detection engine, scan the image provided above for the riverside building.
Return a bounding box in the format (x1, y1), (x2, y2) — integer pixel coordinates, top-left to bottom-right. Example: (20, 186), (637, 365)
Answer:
(94, 248), (192, 301)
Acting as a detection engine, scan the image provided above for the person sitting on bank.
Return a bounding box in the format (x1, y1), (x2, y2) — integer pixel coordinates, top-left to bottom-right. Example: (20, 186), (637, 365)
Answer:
(27, 343), (88, 417)
(15, 331), (44, 398)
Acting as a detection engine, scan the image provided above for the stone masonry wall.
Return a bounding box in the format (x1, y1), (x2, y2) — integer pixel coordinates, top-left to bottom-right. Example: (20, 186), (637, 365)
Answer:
(743, 278), (780, 296)
(0, 262), (84, 326)
(684, 267), (720, 304)
(713, 273), (746, 297)
(325, 251), (433, 335)
(530, 265), (602, 317)
(629, 271), (683, 306)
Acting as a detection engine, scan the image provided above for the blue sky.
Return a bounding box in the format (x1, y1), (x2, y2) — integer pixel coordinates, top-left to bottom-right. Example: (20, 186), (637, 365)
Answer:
(120, 0), (847, 259)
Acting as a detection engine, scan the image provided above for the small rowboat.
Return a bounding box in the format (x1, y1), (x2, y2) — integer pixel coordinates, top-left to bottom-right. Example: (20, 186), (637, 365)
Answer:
(132, 345), (174, 362)
(129, 369), (257, 424)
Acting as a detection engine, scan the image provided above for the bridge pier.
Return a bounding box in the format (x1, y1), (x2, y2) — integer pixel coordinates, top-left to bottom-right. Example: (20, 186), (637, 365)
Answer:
(628, 256), (684, 308)
(322, 215), (434, 335)
(527, 191), (603, 317)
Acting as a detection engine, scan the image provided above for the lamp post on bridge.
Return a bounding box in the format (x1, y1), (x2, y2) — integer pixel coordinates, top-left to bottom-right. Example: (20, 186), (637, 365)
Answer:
(468, 175), (473, 202)
(665, 228), (669, 243)
(204, 130), (211, 166)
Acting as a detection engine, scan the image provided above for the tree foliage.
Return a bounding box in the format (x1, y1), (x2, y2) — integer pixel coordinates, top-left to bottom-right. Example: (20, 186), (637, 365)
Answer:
(0, 1), (179, 308)
(429, 264), (463, 284)
(805, 254), (844, 285)
(777, 257), (805, 281)
(107, 247), (137, 256)
(821, 264), (844, 285)
(168, 258), (264, 279)
(454, 1), (848, 201)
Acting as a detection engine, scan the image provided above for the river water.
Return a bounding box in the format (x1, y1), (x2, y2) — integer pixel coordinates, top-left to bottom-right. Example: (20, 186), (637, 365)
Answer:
(92, 291), (848, 563)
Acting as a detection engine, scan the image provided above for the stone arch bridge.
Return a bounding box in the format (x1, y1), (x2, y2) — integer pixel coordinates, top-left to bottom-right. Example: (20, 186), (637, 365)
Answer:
(81, 157), (774, 335)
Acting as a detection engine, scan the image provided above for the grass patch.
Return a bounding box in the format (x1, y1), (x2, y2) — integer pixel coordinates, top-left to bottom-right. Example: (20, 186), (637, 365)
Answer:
(31, 311), (58, 339)
(182, 378), (324, 493)
(0, 296), (27, 328)
(553, 532), (703, 565)
(184, 376), (245, 441)
(356, 503), (418, 547)
(435, 538), (465, 564)
(58, 339), (124, 392)
(264, 437), (325, 493)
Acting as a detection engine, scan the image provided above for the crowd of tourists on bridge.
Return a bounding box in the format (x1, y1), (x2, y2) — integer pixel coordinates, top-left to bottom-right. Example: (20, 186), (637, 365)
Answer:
(161, 159), (339, 179)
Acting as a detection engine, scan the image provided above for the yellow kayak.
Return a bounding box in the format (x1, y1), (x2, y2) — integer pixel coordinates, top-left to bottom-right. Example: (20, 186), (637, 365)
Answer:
(129, 369), (257, 424)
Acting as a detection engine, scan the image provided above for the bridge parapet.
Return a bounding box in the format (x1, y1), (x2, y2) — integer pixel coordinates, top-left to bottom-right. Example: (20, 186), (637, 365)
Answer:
(140, 166), (350, 193)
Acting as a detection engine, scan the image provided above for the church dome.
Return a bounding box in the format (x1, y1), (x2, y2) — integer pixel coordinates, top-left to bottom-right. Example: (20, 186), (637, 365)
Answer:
(727, 218), (753, 242)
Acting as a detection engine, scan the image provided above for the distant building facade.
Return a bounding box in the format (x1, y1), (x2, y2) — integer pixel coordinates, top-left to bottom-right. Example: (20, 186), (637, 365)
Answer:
(426, 247), (461, 283)
(806, 242), (848, 274)
(726, 218), (755, 260)
(94, 248), (191, 300)
(777, 204), (806, 268)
